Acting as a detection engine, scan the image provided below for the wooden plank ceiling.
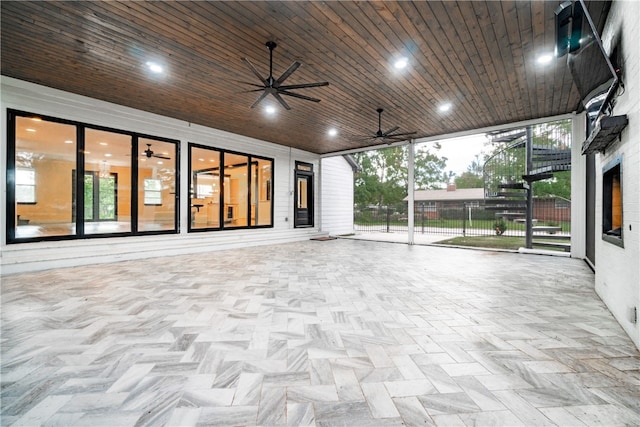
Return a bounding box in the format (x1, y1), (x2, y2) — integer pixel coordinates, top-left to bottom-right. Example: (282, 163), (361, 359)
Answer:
(0, 1), (607, 155)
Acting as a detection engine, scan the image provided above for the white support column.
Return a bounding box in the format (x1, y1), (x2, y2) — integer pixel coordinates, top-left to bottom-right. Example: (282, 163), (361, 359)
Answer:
(408, 140), (415, 245)
(571, 112), (587, 259)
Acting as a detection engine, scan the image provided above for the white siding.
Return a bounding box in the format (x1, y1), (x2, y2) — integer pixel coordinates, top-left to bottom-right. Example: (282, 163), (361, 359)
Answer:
(593, 0), (640, 349)
(320, 156), (354, 235)
(1, 77), (324, 274)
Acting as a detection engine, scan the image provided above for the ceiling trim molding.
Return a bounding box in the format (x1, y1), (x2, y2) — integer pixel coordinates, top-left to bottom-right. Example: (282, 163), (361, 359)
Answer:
(321, 112), (576, 158)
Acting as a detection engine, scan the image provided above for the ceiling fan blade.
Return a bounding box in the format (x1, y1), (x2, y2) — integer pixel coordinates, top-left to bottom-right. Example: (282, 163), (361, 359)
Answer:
(272, 92), (292, 110)
(153, 154), (171, 160)
(275, 61), (301, 86)
(383, 126), (400, 136)
(234, 80), (266, 88)
(241, 88), (267, 93)
(279, 81), (329, 90)
(250, 91), (269, 109)
(387, 131), (417, 137)
(278, 90), (321, 103)
(241, 57), (268, 86)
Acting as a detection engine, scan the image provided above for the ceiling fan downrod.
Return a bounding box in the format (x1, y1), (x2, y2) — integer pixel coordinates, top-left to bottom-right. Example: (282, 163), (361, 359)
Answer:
(266, 41), (277, 87)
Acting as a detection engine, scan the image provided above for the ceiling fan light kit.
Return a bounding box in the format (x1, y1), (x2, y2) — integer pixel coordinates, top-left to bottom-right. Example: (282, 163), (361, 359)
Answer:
(242, 41), (329, 110)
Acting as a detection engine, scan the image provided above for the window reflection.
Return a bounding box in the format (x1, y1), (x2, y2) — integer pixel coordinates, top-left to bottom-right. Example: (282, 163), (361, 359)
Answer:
(189, 144), (273, 230)
(224, 152), (249, 228)
(190, 146), (221, 229)
(252, 157), (273, 226)
(84, 129), (132, 235)
(138, 137), (177, 232)
(9, 111), (179, 242)
(14, 116), (77, 239)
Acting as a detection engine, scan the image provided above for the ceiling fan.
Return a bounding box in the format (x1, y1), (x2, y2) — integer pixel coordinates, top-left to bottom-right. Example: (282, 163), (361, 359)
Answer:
(241, 41), (329, 110)
(360, 108), (418, 144)
(143, 144), (170, 160)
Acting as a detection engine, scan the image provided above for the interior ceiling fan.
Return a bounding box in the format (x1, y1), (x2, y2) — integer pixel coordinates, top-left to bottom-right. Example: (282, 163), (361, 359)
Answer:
(241, 41), (329, 110)
(143, 144), (170, 160)
(360, 108), (418, 144)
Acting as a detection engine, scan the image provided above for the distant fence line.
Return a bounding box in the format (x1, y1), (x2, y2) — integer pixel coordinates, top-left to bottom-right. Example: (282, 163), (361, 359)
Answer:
(354, 199), (570, 237)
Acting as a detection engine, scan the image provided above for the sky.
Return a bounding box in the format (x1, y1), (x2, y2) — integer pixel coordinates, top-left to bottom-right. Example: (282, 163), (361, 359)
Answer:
(420, 133), (490, 176)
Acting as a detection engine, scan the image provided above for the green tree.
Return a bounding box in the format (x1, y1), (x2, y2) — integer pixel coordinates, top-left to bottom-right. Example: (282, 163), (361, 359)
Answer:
(454, 154), (485, 189)
(534, 171), (571, 199)
(353, 144), (447, 206)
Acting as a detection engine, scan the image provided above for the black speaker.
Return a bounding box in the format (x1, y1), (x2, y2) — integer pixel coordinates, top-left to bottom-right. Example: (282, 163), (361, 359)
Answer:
(555, 1), (573, 57)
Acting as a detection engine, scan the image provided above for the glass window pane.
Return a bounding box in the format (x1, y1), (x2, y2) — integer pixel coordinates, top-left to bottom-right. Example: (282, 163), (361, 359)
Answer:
(224, 152), (249, 228)
(84, 128), (131, 234)
(138, 138), (177, 232)
(190, 146), (221, 229)
(251, 157), (273, 226)
(14, 116), (77, 239)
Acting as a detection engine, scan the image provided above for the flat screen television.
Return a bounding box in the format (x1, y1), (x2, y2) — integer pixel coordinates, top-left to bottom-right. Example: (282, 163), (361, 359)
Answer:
(565, 0), (618, 122)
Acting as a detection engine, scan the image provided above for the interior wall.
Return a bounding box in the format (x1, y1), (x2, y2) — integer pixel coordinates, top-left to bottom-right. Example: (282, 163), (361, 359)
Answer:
(1, 76), (324, 274)
(593, 0), (640, 349)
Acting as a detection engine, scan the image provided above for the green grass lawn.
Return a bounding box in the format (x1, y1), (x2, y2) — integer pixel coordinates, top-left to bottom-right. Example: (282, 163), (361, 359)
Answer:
(433, 235), (569, 251)
(433, 235), (526, 250)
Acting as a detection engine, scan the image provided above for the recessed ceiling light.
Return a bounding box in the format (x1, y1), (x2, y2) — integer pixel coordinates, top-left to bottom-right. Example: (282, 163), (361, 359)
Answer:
(265, 105), (276, 115)
(104, 153), (112, 157)
(146, 61), (164, 74)
(394, 57), (409, 70)
(328, 128), (338, 137)
(31, 117), (42, 122)
(438, 103), (452, 112)
(99, 142), (108, 146)
(199, 158), (205, 161)
(157, 161), (163, 165)
(26, 128), (36, 132)
(64, 140), (73, 144)
(537, 54), (553, 65)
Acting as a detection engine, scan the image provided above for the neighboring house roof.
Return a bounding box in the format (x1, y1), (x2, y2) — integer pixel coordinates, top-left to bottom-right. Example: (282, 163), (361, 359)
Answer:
(407, 187), (485, 202)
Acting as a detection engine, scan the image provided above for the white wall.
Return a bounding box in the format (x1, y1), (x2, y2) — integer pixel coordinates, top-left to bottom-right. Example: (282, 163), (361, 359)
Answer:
(320, 156), (354, 235)
(571, 112), (587, 259)
(593, 0), (640, 349)
(0, 77), (324, 274)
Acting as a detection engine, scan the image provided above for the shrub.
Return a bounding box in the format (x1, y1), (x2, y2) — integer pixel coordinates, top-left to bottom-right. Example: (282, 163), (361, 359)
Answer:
(493, 218), (507, 235)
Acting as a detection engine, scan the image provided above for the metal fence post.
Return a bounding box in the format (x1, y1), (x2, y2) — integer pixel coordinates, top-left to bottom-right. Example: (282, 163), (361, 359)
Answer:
(462, 202), (466, 236)
(386, 206), (390, 233)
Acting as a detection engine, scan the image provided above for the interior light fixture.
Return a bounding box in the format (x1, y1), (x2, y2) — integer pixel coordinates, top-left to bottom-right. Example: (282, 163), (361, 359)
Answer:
(99, 142), (108, 146)
(265, 105), (277, 115)
(64, 140), (73, 144)
(438, 103), (452, 112)
(104, 153), (112, 157)
(537, 54), (553, 65)
(394, 57), (409, 70)
(328, 128), (338, 137)
(146, 61), (164, 74)
(26, 128), (36, 132)
(99, 160), (110, 178)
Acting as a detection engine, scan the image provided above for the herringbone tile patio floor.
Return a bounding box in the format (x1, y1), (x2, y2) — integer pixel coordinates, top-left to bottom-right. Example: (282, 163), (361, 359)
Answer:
(1, 239), (639, 426)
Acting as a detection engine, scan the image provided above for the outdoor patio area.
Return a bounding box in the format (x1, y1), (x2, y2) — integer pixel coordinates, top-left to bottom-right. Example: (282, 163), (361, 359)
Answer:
(2, 239), (639, 426)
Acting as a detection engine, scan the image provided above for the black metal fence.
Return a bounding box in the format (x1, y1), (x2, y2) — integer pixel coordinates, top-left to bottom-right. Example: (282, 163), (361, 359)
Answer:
(354, 200), (571, 238)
